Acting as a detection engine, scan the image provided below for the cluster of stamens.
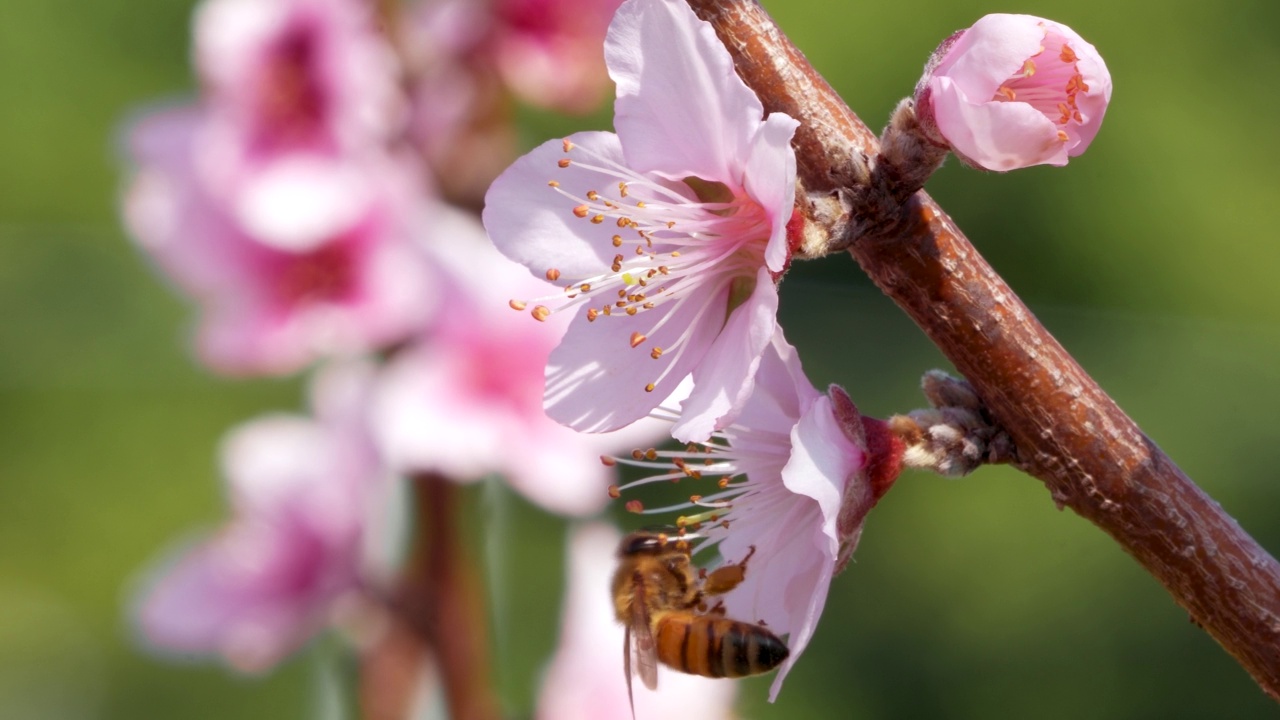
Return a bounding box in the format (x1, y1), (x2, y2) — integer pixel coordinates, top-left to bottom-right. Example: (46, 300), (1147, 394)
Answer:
(602, 423), (755, 540)
(992, 31), (1090, 142)
(507, 138), (770, 394)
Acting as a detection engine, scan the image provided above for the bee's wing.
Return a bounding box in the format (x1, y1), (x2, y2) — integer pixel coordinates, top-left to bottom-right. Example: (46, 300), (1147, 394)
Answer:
(623, 624), (638, 720)
(628, 576), (659, 691)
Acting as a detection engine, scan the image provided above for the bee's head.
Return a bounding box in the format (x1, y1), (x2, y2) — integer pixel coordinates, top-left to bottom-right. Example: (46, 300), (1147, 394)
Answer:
(618, 528), (696, 557)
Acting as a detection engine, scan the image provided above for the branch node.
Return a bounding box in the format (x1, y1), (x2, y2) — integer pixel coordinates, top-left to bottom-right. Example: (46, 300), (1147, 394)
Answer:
(874, 98), (950, 202)
(889, 369), (1016, 477)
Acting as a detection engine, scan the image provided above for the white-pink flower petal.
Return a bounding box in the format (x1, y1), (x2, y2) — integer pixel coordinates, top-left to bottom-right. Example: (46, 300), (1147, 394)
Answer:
(671, 266), (778, 443)
(544, 278), (727, 434)
(743, 113), (801, 274)
(927, 77), (1070, 170)
(606, 0), (762, 182)
(928, 15), (1045, 101)
(482, 131), (632, 280)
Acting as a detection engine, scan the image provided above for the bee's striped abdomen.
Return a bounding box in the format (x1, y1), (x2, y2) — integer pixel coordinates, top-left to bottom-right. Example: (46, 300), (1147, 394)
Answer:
(654, 614), (790, 679)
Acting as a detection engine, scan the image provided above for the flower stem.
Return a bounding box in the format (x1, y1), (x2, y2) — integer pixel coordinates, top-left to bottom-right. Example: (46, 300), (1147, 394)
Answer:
(361, 474), (501, 720)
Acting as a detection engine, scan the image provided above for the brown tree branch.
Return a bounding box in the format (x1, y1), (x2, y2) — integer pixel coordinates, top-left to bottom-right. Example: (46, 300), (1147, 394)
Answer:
(687, 0), (1280, 700)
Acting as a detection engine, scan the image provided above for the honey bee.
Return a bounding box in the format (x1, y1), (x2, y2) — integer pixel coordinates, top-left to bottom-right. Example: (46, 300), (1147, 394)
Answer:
(611, 530), (789, 707)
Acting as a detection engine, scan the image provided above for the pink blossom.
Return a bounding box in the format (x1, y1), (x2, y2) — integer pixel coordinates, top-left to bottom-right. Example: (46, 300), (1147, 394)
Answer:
(190, 0), (411, 254)
(132, 363), (390, 671)
(914, 13), (1111, 171)
(613, 331), (893, 700)
(536, 523), (737, 719)
(371, 207), (674, 516)
(483, 0), (798, 443)
(121, 0), (436, 374)
(123, 107), (437, 375)
(194, 0), (403, 174)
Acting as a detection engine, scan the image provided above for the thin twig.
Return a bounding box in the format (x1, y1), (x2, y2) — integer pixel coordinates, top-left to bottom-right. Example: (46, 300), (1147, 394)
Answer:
(687, 0), (1280, 700)
(359, 625), (431, 720)
(363, 475), (501, 720)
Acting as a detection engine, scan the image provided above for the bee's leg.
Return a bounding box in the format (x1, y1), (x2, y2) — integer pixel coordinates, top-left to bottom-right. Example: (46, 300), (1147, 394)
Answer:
(701, 545), (757, 596)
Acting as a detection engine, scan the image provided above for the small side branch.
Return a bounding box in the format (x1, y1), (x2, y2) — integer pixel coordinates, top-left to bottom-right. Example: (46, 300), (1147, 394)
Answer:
(687, 0), (1280, 699)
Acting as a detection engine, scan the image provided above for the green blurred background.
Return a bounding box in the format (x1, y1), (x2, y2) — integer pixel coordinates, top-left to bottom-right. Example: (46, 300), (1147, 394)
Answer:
(3, 0), (1280, 717)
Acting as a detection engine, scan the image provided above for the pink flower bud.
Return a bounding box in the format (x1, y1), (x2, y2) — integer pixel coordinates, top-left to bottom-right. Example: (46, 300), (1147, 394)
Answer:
(914, 14), (1111, 171)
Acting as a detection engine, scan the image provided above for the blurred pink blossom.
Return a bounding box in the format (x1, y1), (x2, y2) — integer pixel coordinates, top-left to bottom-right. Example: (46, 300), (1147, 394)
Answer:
(191, 0), (409, 245)
(123, 107), (437, 375)
(371, 208), (674, 516)
(194, 0), (403, 175)
(489, 0), (623, 113)
(483, 0), (799, 443)
(122, 0), (435, 374)
(405, 0), (618, 116)
(536, 523), (737, 720)
(400, 0), (620, 203)
(914, 13), (1111, 171)
(132, 362), (391, 672)
(400, 0), (517, 204)
(613, 330), (894, 701)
